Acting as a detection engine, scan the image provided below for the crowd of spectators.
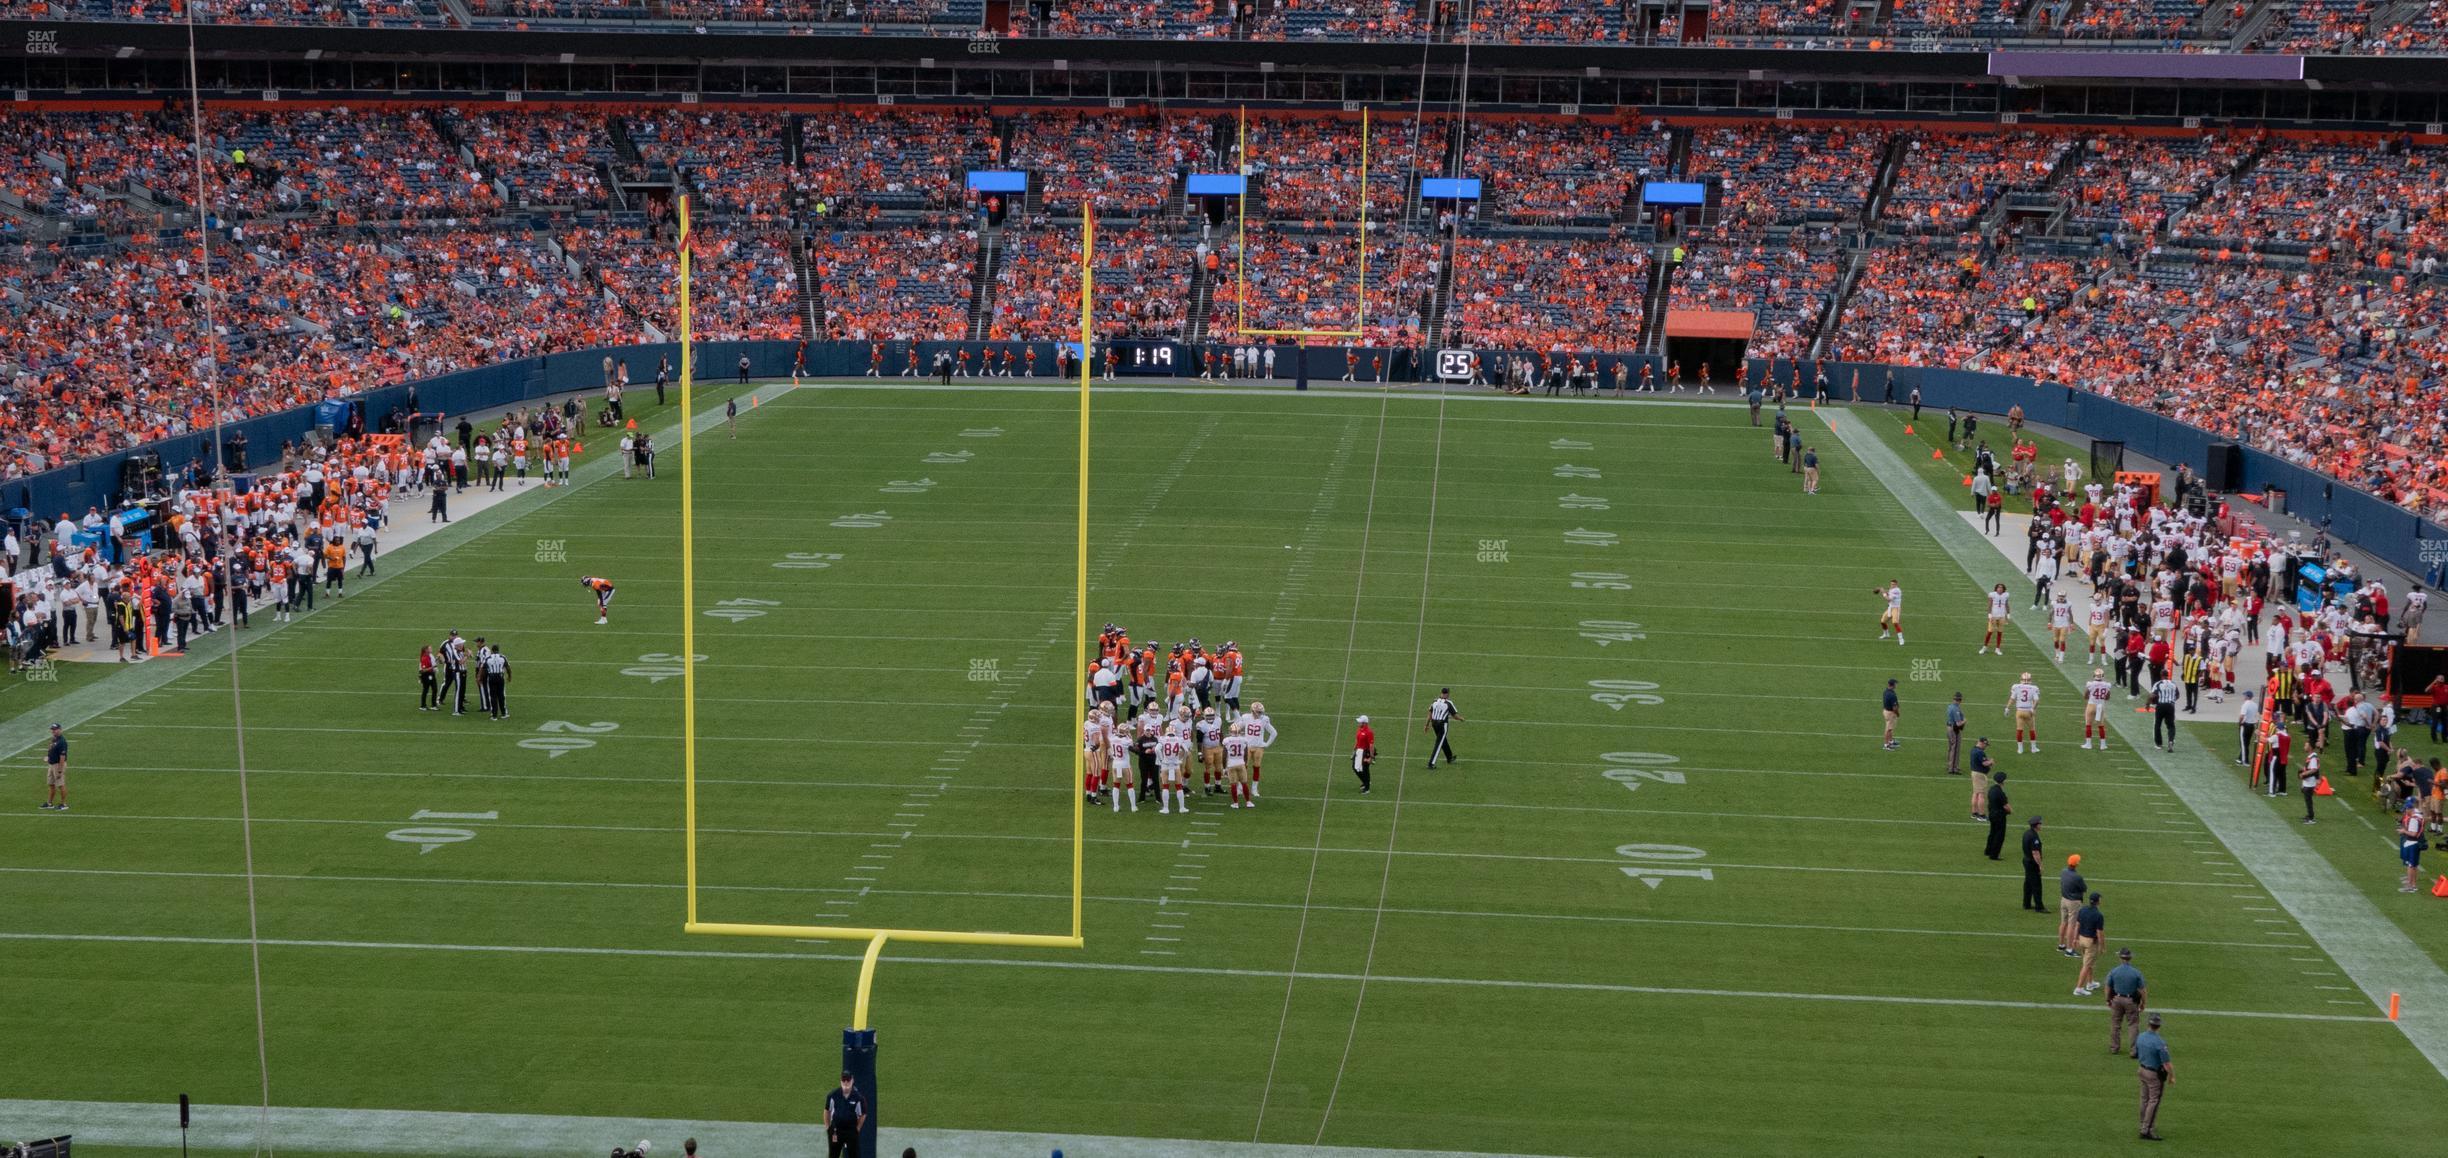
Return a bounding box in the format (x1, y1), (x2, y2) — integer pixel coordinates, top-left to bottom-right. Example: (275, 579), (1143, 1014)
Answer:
(1206, 225), (1431, 344)
(2062, 131), (2255, 239)
(987, 222), (1192, 340)
(624, 110), (796, 220)
(1240, 116), (1434, 224)
(1685, 122), (1884, 230)
(2172, 137), (2445, 267)
(1012, 111), (1218, 216)
(1047, 0), (1231, 37)
(445, 107), (611, 209)
(10, 0), (2448, 45)
(206, 107), (486, 223)
(1666, 232), (1844, 359)
(6, 108), (2447, 523)
(805, 218), (974, 341)
(1466, 118), (1665, 226)
(1881, 131), (2073, 232)
(1834, 239), (2086, 367)
(0, 111), (195, 220)
(1446, 234), (1648, 351)
(796, 109), (995, 214)
(1708, 0), (1847, 35)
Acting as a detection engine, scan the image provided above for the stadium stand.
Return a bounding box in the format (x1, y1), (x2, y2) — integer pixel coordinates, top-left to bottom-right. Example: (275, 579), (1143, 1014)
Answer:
(1011, 111), (1219, 217)
(1447, 234), (1650, 351)
(988, 221), (1194, 340)
(1880, 131), (2075, 234)
(3, 104), (2445, 523)
(1468, 118), (1669, 227)
(805, 218), (975, 341)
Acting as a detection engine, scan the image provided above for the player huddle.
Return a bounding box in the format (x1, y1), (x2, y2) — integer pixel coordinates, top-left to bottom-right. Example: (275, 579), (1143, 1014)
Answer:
(1083, 626), (1277, 815)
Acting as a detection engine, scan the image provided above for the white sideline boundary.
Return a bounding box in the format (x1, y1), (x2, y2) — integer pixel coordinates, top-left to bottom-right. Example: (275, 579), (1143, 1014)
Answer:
(1821, 408), (2448, 1081)
(0, 1099), (1567, 1158)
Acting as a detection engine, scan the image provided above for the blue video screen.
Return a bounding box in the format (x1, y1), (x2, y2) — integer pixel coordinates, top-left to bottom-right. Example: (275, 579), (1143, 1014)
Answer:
(1420, 178), (1482, 200)
(1185, 173), (1248, 197)
(966, 170), (1029, 193)
(1642, 181), (1707, 207)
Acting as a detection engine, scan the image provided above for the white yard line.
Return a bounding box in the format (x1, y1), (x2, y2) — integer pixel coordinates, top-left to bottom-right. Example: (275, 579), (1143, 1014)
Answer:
(1824, 409), (2448, 1073)
(1315, 381), (1455, 1144)
(0, 865), (2315, 952)
(0, 931), (2382, 1024)
(1254, 385), (1397, 1140)
(0, 809), (2262, 888)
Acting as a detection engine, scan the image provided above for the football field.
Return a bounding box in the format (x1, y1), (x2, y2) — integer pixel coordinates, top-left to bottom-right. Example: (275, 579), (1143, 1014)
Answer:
(4, 381), (2446, 1156)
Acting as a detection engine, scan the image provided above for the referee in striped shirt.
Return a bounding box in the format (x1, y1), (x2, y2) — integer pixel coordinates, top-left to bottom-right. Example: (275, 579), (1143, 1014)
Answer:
(1427, 688), (1462, 769)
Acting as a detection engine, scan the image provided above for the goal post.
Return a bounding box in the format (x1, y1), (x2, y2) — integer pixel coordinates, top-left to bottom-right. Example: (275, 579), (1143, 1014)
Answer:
(671, 193), (1092, 1154)
(1233, 105), (1372, 341)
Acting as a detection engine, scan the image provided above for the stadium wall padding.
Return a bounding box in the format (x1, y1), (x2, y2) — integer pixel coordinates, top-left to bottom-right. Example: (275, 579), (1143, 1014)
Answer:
(10, 343), (2439, 584)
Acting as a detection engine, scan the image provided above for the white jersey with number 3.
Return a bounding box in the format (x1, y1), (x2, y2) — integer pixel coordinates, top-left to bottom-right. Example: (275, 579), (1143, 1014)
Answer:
(2011, 682), (2040, 711)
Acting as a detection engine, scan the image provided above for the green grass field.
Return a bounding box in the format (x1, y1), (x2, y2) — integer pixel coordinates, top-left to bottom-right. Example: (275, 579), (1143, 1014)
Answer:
(6, 381), (2447, 1156)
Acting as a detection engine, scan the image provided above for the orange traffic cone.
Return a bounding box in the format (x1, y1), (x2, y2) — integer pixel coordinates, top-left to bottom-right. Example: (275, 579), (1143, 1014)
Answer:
(1934, 448), (1947, 461)
(2430, 874), (2448, 898)
(1961, 475), (1973, 487)
(625, 418), (638, 431)
(1903, 424), (1914, 434)
(573, 442), (584, 454)
(2315, 777), (2335, 796)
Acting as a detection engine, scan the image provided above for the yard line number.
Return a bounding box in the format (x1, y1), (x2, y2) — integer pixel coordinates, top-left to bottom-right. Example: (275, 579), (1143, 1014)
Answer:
(388, 809), (499, 855)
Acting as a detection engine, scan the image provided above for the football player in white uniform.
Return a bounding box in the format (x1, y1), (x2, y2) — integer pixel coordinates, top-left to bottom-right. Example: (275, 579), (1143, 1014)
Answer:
(2048, 593), (2074, 662)
(2008, 673), (2043, 753)
(1223, 731), (1253, 808)
(1197, 707), (1226, 795)
(1877, 581), (1905, 645)
(2082, 668), (2114, 750)
(1083, 704), (1109, 803)
(1982, 583), (2012, 654)
(1237, 701), (1277, 798)
(1156, 729), (1190, 815)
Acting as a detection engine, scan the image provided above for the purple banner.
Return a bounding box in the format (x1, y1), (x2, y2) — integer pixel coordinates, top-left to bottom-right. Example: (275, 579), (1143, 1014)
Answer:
(1987, 51), (2304, 81)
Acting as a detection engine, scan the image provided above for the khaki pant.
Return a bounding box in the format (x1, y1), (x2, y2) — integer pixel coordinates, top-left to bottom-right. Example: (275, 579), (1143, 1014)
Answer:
(1945, 727), (1963, 774)
(1972, 769), (1990, 815)
(2109, 995), (2141, 1053)
(2138, 1066), (2165, 1135)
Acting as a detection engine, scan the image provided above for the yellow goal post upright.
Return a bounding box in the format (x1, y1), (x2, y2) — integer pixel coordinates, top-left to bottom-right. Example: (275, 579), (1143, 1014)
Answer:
(1232, 105), (1371, 343)
(673, 195), (1091, 1151)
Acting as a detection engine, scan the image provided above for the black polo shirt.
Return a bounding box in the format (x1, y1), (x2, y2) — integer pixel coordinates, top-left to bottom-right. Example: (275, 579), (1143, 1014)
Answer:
(824, 1087), (863, 1128)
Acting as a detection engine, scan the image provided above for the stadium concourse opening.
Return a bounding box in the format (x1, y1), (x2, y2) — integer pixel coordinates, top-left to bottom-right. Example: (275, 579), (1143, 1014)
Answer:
(2, 5), (2447, 1155)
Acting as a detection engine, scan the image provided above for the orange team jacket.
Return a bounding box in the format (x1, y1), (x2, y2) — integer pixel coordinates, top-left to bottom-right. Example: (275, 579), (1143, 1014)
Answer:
(323, 542), (347, 570)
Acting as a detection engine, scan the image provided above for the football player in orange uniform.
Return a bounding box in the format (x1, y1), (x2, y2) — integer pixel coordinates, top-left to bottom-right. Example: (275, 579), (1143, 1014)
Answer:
(580, 575), (616, 624)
